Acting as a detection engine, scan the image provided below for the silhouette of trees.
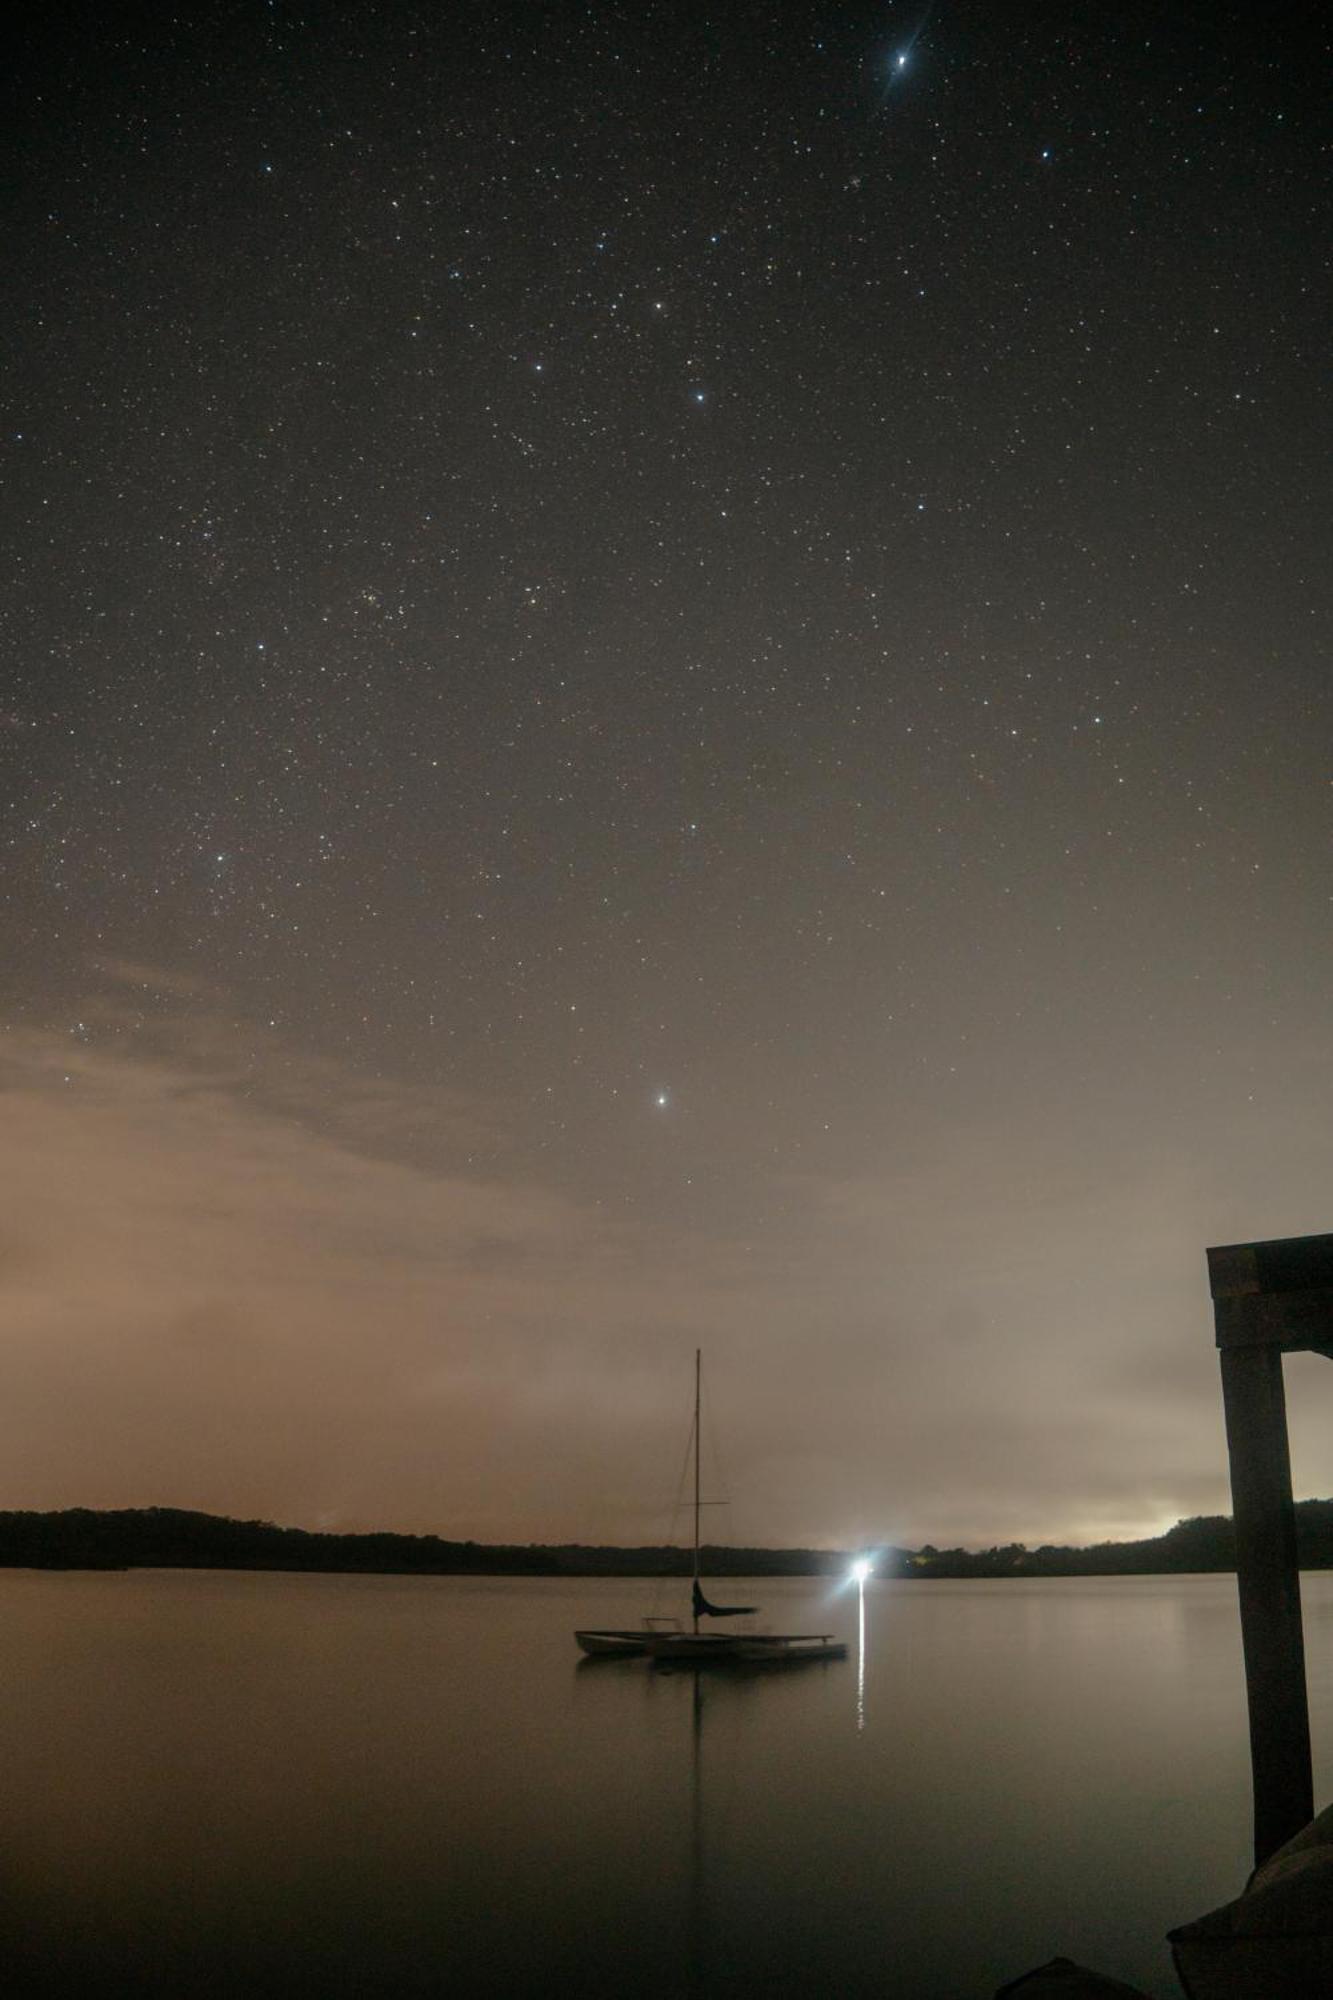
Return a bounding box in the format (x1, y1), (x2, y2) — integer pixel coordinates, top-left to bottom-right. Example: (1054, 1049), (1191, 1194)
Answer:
(0, 1507), (556, 1575)
(5, 1502), (1333, 1578)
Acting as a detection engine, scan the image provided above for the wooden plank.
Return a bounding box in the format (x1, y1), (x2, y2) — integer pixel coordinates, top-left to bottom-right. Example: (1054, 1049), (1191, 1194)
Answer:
(1213, 1288), (1333, 1353)
(1218, 1342), (1313, 1865)
(1208, 1233), (1333, 1300)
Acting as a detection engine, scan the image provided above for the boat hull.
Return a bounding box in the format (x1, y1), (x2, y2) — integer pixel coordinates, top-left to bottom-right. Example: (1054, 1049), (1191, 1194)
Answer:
(646, 1632), (846, 1666)
(574, 1629), (653, 1657)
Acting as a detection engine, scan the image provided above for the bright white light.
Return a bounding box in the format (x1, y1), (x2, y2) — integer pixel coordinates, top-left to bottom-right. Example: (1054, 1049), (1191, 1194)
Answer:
(850, 1558), (873, 1584)
(895, 52), (908, 69)
(655, 1092), (669, 1108)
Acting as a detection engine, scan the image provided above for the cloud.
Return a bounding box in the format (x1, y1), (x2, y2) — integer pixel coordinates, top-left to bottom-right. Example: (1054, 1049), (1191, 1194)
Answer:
(0, 1022), (665, 1534)
(94, 957), (222, 1002)
(0, 1013), (1329, 1549)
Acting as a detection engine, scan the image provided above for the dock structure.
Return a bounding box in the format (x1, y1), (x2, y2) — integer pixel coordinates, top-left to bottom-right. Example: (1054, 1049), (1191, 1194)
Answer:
(1208, 1230), (1333, 1867)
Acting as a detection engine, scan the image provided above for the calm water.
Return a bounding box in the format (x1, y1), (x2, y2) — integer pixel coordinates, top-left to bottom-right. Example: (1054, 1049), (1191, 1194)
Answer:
(3, 1569), (1333, 1996)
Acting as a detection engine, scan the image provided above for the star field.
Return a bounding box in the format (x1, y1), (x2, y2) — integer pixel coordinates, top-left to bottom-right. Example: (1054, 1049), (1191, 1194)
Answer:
(1, 1), (1329, 1543)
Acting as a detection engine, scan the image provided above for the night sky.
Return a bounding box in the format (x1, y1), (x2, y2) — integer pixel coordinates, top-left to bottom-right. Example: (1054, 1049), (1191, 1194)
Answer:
(3, 1), (1329, 1550)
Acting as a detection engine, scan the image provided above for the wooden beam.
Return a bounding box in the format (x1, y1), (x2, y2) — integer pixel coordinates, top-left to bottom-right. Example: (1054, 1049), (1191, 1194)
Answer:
(1218, 1341), (1313, 1865)
(1213, 1288), (1333, 1356)
(1209, 1235), (1333, 1357)
(1208, 1232), (1333, 1303)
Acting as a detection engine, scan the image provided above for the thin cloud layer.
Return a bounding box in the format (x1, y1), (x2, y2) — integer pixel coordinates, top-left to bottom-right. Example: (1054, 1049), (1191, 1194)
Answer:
(1, 1013), (1330, 1548)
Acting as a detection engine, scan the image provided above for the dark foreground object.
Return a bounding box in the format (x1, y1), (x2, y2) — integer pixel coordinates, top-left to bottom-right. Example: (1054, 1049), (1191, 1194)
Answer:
(998, 1794), (1333, 2000)
(1208, 1231), (1333, 1865)
(995, 1959), (1153, 1997)
(1169, 1793), (1333, 1998)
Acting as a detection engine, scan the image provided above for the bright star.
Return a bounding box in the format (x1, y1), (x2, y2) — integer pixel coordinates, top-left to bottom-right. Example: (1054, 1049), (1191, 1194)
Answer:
(655, 1091), (669, 1108)
(877, 2), (936, 102)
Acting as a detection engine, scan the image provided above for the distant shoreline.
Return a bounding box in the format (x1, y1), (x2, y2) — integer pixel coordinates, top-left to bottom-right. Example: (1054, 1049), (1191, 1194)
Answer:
(6, 1501), (1333, 1579)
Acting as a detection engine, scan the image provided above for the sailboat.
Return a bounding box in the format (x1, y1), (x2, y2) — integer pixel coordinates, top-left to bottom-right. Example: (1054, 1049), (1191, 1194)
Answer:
(574, 1351), (846, 1665)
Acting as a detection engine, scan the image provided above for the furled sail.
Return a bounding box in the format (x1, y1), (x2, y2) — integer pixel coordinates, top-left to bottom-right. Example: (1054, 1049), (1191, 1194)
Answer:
(692, 1579), (756, 1620)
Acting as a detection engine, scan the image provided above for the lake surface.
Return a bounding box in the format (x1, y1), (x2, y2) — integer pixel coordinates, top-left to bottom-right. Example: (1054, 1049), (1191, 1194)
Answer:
(3, 1569), (1333, 1996)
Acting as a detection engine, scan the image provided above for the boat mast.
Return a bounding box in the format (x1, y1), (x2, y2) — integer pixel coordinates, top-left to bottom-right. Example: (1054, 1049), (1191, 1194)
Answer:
(693, 1346), (701, 1634)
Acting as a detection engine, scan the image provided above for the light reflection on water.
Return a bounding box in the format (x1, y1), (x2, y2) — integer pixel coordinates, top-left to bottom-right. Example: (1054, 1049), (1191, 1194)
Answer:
(857, 1574), (867, 1732)
(0, 1568), (1322, 1996)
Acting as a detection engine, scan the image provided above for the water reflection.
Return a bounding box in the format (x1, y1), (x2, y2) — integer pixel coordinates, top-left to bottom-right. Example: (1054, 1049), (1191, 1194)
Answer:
(575, 1622), (854, 1996)
(0, 1570), (1286, 1997)
(857, 1575), (867, 1732)
(690, 1669), (705, 1997)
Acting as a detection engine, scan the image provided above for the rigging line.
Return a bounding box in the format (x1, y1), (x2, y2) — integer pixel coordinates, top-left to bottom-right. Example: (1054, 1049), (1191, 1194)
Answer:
(702, 1383), (736, 1557)
(651, 1387), (701, 1619)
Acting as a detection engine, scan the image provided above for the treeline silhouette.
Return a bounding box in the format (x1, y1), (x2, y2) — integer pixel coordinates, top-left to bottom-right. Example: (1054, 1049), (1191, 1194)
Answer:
(0, 1507), (557, 1575)
(546, 1543), (859, 1577)
(896, 1502), (1333, 1577)
(6, 1502), (1333, 1577)
(539, 1504), (1333, 1577)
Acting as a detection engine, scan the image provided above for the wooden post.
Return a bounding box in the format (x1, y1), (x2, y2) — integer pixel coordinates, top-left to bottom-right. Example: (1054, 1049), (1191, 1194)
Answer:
(1208, 1232), (1333, 1868)
(1218, 1342), (1312, 1863)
